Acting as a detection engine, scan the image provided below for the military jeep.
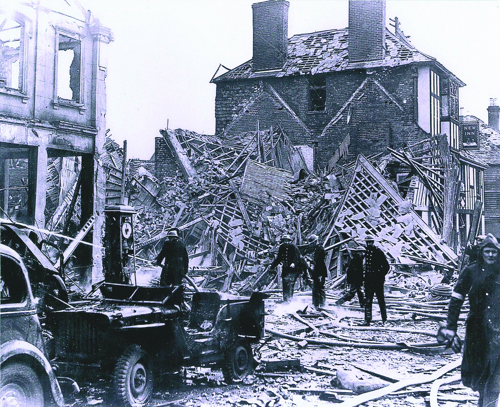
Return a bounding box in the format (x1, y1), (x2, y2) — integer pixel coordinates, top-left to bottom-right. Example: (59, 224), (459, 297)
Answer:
(47, 283), (266, 406)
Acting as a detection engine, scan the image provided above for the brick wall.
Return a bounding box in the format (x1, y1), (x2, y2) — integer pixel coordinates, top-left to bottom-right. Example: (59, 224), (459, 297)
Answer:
(348, 0), (386, 62)
(252, 0), (289, 71)
(154, 137), (180, 180)
(215, 65), (422, 170)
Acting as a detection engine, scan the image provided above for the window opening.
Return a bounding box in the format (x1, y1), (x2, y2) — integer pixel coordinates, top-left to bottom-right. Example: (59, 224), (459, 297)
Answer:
(309, 76), (326, 112)
(58, 34), (81, 102)
(0, 256), (28, 305)
(0, 15), (23, 90)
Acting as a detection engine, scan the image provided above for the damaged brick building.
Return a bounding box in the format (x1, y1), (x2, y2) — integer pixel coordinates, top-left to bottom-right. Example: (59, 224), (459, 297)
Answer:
(0, 0), (113, 282)
(209, 0), (486, 246)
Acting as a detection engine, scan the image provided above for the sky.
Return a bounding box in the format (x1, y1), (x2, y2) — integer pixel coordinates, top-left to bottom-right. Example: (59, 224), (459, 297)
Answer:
(82, 0), (500, 160)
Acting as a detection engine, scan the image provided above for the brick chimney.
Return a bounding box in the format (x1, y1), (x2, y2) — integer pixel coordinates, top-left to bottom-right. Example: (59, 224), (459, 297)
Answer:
(252, 0), (289, 72)
(348, 0), (386, 63)
(488, 98), (500, 131)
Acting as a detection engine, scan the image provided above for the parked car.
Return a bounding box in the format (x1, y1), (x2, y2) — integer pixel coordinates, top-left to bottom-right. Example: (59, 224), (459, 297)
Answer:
(0, 244), (64, 407)
(47, 282), (267, 407)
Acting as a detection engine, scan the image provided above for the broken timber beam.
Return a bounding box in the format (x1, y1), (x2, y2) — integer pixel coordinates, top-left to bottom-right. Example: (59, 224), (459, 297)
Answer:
(161, 129), (198, 179)
(337, 358), (461, 407)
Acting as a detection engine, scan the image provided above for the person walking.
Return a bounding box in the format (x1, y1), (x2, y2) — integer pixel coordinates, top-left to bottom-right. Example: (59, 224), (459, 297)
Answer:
(335, 245), (365, 307)
(307, 235), (328, 309)
(361, 235), (389, 326)
(156, 228), (189, 287)
(437, 234), (500, 407)
(270, 234), (304, 302)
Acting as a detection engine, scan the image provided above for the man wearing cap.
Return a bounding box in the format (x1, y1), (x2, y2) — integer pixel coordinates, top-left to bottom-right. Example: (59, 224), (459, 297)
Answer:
(361, 235), (390, 326)
(270, 234), (304, 302)
(335, 245), (365, 307)
(156, 228), (189, 287)
(306, 235), (328, 309)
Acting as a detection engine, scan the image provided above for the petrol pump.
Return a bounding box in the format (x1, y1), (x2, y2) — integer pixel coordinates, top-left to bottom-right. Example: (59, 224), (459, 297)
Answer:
(103, 205), (136, 284)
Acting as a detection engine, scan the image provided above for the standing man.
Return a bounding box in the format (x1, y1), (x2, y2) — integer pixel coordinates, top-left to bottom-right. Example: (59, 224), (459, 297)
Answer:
(361, 235), (390, 326)
(437, 234), (500, 407)
(156, 228), (189, 287)
(335, 245), (365, 307)
(270, 234), (304, 302)
(307, 235), (328, 309)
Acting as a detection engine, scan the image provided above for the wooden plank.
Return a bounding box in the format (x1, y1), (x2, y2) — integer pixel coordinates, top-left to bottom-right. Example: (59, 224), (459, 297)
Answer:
(336, 359), (461, 407)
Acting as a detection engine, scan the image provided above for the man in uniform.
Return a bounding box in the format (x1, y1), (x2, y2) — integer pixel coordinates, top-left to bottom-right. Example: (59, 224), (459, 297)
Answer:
(306, 235), (328, 309)
(270, 235), (304, 302)
(335, 245), (365, 307)
(361, 235), (390, 326)
(156, 228), (189, 287)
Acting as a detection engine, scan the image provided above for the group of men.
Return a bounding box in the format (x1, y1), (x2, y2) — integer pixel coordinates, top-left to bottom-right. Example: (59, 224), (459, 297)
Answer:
(269, 234), (328, 308)
(335, 235), (390, 326)
(155, 226), (500, 407)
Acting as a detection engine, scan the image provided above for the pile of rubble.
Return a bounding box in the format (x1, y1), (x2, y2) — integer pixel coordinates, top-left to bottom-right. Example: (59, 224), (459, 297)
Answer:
(38, 124), (466, 296)
(107, 127), (460, 296)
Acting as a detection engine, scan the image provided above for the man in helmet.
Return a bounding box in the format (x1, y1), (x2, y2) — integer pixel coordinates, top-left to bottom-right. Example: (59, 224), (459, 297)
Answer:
(270, 234), (304, 302)
(361, 234), (390, 326)
(156, 228), (189, 287)
(306, 234), (328, 309)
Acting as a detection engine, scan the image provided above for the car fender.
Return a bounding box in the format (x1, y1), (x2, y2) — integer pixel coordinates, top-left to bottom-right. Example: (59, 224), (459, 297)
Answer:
(1, 340), (64, 407)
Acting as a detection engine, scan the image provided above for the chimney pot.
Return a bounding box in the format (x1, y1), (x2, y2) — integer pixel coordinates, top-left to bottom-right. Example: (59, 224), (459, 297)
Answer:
(488, 98), (500, 131)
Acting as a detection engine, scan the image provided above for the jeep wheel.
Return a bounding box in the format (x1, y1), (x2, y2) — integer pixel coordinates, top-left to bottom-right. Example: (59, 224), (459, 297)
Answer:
(113, 345), (153, 407)
(222, 340), (253, 383)
(0, 362), (44, 407)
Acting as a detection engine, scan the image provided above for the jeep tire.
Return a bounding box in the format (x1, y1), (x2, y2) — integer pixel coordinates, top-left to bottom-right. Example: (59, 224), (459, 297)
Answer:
(113, 345), (153, 407)
(222, 340), (253, 383)
(0, 362), (44, 407)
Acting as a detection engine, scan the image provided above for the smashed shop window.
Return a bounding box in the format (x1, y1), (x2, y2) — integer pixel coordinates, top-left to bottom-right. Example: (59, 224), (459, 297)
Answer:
(309, 75), (326, 112)
(57, 34), (81, 102)
(0, 14), (23, 91)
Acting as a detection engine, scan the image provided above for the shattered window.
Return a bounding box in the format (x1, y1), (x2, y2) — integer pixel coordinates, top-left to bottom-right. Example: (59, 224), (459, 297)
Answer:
(0, 14), (24, 91)
(57, 34), (81, 102)
(309, 75), (326, 112)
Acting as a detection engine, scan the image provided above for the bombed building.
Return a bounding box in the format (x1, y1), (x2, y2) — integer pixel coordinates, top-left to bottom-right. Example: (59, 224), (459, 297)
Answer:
(0, 0), (113, 282)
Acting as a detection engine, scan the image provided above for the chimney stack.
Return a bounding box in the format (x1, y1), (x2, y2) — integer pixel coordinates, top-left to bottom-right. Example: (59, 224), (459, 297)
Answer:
(252, 0), (289, 72)
(348, 0), (386, 63)
(488, 98), (500, 131)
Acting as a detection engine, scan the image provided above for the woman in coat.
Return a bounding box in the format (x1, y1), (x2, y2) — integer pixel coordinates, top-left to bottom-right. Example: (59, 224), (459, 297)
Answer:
(438, 234), (500, 407)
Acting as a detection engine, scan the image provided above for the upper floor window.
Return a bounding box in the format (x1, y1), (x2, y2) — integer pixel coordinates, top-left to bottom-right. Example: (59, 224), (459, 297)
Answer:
(309, 75), (326, 112)
(0, 14), (24, 92)
(430, 70), (440, 135)
(57, 33), (81, 102)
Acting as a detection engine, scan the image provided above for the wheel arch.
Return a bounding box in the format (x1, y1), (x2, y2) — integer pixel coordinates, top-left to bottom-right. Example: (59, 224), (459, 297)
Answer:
(1, 340), (64, 407)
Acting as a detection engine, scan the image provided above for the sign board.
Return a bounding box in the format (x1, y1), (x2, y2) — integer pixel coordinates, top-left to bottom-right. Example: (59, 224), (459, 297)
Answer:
(461, 122), (479, 147)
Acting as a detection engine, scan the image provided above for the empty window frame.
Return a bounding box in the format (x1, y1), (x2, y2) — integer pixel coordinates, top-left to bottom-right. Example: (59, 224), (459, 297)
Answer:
(309, 75), (326, 112)
(57, 33), (81, 102)
(0, 14), (24, 91)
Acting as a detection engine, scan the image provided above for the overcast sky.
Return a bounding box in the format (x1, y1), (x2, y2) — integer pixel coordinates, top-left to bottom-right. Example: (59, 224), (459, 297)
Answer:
(82, 0), (500, 160)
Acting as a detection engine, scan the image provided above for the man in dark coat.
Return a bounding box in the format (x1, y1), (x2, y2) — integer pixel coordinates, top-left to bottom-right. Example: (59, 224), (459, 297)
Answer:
(270, 234), (304, 302)
(156, 228), (189, 286)
(335, 246), (365, 307)
(438, 234), (500, 407)
(361, 235), (390, 326)
(306, 235), (328, 309)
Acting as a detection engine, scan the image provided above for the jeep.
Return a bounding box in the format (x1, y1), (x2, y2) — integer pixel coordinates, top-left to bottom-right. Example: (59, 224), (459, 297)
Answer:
(47, 282), (266, 406)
